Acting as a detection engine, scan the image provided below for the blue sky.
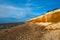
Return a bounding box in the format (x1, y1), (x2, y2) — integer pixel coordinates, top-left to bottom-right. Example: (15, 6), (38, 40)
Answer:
(0, 0), (60, 23)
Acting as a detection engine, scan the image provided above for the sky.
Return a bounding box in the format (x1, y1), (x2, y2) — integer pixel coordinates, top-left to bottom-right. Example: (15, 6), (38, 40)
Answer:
(0, 0), (60, 23)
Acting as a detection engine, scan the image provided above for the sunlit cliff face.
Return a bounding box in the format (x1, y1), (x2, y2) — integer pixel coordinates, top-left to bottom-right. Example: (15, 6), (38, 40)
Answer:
(27, 9), (60, 23)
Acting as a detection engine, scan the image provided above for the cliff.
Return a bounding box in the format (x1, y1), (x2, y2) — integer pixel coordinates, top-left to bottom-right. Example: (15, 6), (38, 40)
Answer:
(0, 8), (60, 40)
(27, 8), (60, 23)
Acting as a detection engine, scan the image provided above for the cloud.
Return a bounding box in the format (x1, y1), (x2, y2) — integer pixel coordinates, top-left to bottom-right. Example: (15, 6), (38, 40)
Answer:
(0, 5), (32, 19)
(0, 5), (20, 10)
(0, 4), (45, 22)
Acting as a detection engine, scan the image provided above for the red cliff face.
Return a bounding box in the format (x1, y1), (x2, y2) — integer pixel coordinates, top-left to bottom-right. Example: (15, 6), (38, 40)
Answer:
(27, 9), (60, 23)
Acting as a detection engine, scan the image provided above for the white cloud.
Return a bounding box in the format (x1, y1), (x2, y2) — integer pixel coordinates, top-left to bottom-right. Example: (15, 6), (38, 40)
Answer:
(0, 5), (32, 19)
(0, 4), (45, 20)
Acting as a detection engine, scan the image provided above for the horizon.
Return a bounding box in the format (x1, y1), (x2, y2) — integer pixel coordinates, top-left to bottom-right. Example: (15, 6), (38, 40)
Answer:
(0, 0), (60, 23)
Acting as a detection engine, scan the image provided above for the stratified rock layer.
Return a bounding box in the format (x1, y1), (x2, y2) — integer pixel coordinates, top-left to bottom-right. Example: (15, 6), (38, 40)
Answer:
(27, 9), (60, 23)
